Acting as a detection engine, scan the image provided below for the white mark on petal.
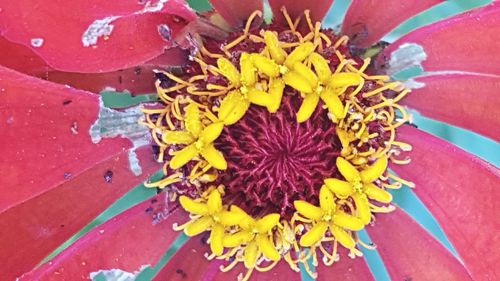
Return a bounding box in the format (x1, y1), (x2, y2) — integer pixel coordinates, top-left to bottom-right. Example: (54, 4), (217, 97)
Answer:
(403, 78), (425, 89)
(31, 38), (44, 48)
(89, 97), (149, 175)
(141, 0), (169, 13)
(387, 43), (427, 76)
(128, 150), (143, 176)
(90, 265), (151, 281)
(82, 16), (118, 47)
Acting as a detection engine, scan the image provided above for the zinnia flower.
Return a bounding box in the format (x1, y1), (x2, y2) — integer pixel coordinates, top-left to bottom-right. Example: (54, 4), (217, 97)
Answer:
(1, 0), (498, 280)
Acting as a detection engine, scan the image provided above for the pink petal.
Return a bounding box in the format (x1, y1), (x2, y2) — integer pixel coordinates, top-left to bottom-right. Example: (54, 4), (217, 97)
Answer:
(269, 0), (334, 24)
(18, 195), (187, 280)
(154, 237), (301, 280)
(316, 247), (374, 280)
(0, 146), (159, 280)
(209, 0), (263, 27)
(0, 0), (195, 73)
(368, 209), (472, 280)
(342, 0), (443, 48)
(391, 126), (500, 281)
(403, 73), (500, 141)
(377, 2), (500, 75)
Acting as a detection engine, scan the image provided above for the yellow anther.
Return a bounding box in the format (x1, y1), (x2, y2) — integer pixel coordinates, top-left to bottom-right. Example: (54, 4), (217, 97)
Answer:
(250, 53), (280, 78)
(329, 72), (363, 88)
(360, 157), (388, 182)
(324, 178), (352, 198)
(162, 131), (195, 145)
(336, 157), (361, 183)
(240, 53), (257, 86)
(184, 103), (202, 136)
(284, 42), (315, 69)
(293, 62), (318, 87)
(179, 196), (209, 215)
(170, 144), (198, 169)
(218, 90), (250, 125)
(283, 71), (313, 94)
(320, 87), (344, 120)
(296, 92), (319, 123)
(263, 31), (287, 64)
(267, 78), (285, 113)
(201, 122), (225, 144)
(217, 57), (240, 85)
(309, 52), (332, 84)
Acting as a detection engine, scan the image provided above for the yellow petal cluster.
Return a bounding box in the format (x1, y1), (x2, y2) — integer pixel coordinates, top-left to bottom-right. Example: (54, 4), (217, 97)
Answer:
(163, 103), (227, 170)
(176, 188), (281, 271)
(324, 157), (391, 224)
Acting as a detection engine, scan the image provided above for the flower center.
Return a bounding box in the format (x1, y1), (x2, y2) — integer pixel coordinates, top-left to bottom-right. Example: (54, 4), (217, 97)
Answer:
(217, 94), (339, 217)
(141, 8), (414, 281)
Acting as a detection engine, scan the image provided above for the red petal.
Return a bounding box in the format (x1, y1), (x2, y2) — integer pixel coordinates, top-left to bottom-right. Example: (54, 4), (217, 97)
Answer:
(0, 36), (50, 76)
(209, 0), (263, 27)
(316, 247), (374, 281)
(0, 0), (195, 73)
(391, 126), (500, 281)
(154, 237), (301, 280)
(19, 195), (187, 280)
(0, 146), (159, 280)
(46, 67), (158, 94)
(269, 0), (334, 24)
(368, 209), (472, 280)
(0, 65), (140, 211)
(378, 2), (500, 75)
(0, 35), (187, 94)
(403, 74), (500, 141)
(342, 0), (442, 48)
(0, 66), (161, 279)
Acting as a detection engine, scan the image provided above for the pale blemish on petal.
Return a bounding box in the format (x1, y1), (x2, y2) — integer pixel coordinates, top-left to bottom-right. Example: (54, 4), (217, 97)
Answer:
(387, 43), (427, 76)
(140, 0), (169, 13)
(89, 265), (151, 281)
(81, 0), (177, 47)
(82, 16), (118, 47)
(89, 97), (150, 175)
(403, 78), (425, 89)
(30, 38), (44, 48)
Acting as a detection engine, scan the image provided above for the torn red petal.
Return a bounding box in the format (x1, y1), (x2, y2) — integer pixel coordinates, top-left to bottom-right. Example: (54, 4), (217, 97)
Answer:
(402, 74), (500, 141)
(391, 126), (500, 281)
(378, 2), (500, 75)
(368, 209), (472, 280)
(18, 195), (186, 280)
(209, 0), (263, 28)
(0, 0), (195, 73)
(269, 0), (334, 25)
(1, 146), (159, 281)
(342, 0), (443, 48)
(0, 65), (144, 212)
